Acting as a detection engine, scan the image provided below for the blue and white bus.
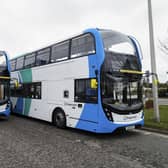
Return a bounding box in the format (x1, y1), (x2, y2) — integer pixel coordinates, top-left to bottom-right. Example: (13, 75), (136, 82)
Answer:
(10, 28), (144, 133)
(0, 51), (11, 118)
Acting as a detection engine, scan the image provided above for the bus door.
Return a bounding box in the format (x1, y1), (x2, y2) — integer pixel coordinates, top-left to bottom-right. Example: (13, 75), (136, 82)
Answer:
(26, 82), (42, 118)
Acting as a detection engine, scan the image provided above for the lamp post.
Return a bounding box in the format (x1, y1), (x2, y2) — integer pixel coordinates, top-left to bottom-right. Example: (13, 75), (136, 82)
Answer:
(167, 72), (168, 82)
(148, 0), (160, 122)
(166, 72), (168, 97)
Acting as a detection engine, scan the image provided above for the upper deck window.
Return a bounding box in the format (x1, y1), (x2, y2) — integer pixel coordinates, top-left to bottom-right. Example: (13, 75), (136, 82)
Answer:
(16, 57), (24, 70)
(51, 41), (69, 62)
(10, 59), (16, 71)
(101, 31), (135, 55)
(100, 30), (140, 72)
(36, 48), (50, 66)
(71, 34), (95, 58)
(24, 53), (36, 68)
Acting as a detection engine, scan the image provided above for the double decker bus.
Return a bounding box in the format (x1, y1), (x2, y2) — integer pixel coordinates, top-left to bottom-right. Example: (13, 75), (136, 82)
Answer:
(10, 28), (144, 133)
(0, 51), (11, 118)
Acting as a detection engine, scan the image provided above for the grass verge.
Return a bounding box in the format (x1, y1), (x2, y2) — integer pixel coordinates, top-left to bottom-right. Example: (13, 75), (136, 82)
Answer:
(144, 105), (168, 131)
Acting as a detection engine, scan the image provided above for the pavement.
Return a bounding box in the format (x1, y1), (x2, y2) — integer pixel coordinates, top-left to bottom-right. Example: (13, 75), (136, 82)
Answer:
(141, 126), (168, 135)
(0, 115), (168, 168)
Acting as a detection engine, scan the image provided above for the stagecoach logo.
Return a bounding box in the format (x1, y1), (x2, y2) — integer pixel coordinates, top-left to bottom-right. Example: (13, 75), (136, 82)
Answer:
(64, 102), (77, 106)
(123, 115), (137, 121)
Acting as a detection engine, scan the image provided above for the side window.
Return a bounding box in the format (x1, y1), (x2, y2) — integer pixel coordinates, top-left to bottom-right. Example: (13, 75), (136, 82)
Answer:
(51, 40), (69, 62)
(16, 57), (24, 70)
(35, 83), (41, 99)
(26, 84), (35, 98)
(11, 59), (16, 71)
(24, 82), (41, 99)
(75, 78), (98, 103)
(36, 48), (50, 66)
(10, 84), (24, 97)
(10, 82), (41, 99)
(71, 34), (95, 58)
(24, 53), (36, 68)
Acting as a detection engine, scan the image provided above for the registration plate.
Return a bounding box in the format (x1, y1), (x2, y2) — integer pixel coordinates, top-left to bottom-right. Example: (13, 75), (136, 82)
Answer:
(126, 125), (135, 130)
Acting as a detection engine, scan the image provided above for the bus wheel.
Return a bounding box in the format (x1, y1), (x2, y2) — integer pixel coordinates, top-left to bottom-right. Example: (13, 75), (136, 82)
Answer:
(53, 109), (66, 128)
(10, 102), (14, 113)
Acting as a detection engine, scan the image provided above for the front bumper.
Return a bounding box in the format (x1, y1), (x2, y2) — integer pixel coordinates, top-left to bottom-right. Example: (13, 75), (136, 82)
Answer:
(0, 107), (11, 117)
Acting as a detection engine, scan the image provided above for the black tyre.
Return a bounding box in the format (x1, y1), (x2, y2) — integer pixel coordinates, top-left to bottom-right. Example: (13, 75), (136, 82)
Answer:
(53, 109), (66, 128)
(10, 102), (14, 114)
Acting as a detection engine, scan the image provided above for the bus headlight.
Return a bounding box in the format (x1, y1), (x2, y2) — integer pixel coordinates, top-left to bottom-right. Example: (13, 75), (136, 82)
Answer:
(5, 101), (10, 110)
(141, 111), (144, 119)
(104, 108), (113, 121)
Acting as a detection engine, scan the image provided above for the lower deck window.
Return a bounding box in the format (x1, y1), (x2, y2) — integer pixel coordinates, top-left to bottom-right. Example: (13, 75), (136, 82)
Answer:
(75, 78), (98, 103)
(11, 82), (41, 99)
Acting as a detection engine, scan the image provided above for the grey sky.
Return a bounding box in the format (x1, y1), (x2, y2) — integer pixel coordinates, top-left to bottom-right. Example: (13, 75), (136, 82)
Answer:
(0, 0), (168, 82)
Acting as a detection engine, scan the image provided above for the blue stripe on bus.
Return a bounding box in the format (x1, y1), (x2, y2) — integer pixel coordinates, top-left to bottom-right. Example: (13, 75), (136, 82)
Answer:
(3, 51), (11, 73)
(75, 103), (98, 132)
(76, 28), (105, 132)
(14, 98), (24, 114)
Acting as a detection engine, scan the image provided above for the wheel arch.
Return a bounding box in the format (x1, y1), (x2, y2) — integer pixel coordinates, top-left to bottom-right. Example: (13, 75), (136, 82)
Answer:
(52, 107), (65, 123)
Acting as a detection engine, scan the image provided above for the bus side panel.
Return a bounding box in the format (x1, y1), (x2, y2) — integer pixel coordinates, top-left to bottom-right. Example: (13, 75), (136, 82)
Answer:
(75, 53), (99, 132)
(74, 29), (105, 132)
(14, 98), (24, 114)
(31, 56), (91, 124)
(75, 103), (99, 132)
(12, 97), (32, 116)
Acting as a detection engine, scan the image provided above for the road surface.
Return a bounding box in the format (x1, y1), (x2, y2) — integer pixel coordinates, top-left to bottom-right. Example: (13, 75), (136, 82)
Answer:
(0, 115), (168, 168)
(159, 98), (168, 105)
